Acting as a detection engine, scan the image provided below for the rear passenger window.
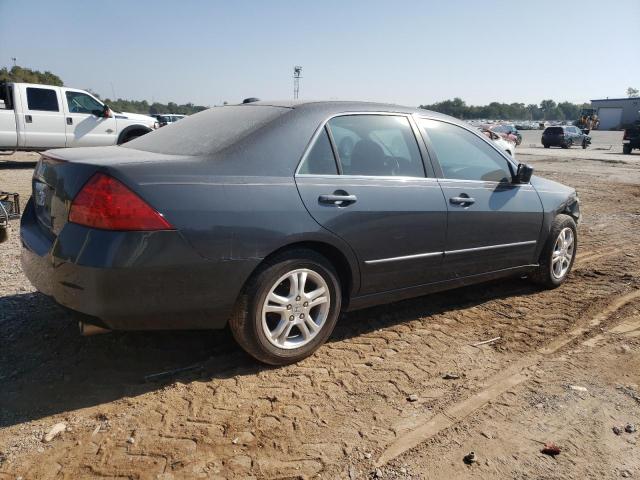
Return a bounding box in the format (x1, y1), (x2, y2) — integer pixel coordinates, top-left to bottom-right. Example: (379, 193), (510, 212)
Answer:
(26, 87), (59, 112)
(298, 127), (338, 175)
(419, 119), (513, 182)
(328, 115), (424, 177)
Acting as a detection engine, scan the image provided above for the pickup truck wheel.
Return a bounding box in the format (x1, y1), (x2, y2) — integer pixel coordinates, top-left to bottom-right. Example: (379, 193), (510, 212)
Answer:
(530, 214), (577, 288)
(229, 249), (342, 365)
(623, 144), (632, 154)
(582, 139), (588, 149)
(543, 144), (550, 148)
(118, 134), (140, 145)
(117, 130), (147, 145)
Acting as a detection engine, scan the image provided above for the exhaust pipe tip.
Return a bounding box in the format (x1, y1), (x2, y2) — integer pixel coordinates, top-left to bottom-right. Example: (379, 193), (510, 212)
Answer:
(78, 321), (111, 336)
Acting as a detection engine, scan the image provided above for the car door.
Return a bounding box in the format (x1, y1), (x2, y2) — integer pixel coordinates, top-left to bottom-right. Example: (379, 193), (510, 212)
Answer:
(295, 113), (447, 295)
(62, 89), (118, 147)
(17, 85), (66, 148)
(417, 118), (543, 279)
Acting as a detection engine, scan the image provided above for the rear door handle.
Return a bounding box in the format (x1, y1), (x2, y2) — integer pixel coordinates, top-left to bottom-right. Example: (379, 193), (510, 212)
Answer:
(66, 117), (73, 125)
(318, 194), (357, 206)
(450, 196), (475, 205)
(25, 115), (32, 123)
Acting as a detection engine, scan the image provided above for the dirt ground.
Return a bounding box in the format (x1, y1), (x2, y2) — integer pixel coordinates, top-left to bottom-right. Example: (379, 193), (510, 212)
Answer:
(1, 141), (639, 479)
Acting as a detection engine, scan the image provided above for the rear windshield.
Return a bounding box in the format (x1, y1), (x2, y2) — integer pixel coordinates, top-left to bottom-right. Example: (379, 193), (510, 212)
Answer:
(544, 127), (564, 135)
(124, 105), (290, 156)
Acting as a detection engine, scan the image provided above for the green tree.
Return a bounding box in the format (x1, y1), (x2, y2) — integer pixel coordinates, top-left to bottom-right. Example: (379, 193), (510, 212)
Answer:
(628, 87), (639, 98)
(0, 65), (63, 86)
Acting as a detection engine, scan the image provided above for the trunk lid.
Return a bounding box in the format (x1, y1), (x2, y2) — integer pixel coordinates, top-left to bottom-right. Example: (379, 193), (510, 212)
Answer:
(32, 146), (189, 237)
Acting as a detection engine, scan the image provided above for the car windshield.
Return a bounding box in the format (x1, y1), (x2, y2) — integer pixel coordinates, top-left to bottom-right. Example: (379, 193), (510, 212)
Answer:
(124, 105), (290, 156)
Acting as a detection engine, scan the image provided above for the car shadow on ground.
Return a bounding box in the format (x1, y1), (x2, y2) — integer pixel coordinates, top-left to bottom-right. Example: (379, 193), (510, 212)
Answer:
(0, 277), (541, 428)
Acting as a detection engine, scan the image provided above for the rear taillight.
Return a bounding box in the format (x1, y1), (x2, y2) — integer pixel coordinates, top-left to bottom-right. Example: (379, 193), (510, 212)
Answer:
(623, 130), (629, 140)
(69, 173), (173, 231)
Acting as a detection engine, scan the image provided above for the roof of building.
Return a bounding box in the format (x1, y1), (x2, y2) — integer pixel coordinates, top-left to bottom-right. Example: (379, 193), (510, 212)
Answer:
(591, 97), (640, 102)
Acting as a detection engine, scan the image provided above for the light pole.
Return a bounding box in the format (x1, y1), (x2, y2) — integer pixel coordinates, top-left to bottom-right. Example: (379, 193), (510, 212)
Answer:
(293, 66), (302, 100)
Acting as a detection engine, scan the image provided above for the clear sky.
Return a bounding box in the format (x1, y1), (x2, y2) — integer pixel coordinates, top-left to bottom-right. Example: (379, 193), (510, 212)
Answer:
(1, 0), (638, 107)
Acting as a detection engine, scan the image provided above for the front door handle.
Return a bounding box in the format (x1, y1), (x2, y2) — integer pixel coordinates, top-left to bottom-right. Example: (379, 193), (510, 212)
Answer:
(450, 196), (475, 205)
(66, 117), (73, 125)
(318, 193), (357, 206)
(25, 115), (32, 123)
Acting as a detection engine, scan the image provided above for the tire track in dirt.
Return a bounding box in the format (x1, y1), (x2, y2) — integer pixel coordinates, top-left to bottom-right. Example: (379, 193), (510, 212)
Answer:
(375, 288), (640, 466)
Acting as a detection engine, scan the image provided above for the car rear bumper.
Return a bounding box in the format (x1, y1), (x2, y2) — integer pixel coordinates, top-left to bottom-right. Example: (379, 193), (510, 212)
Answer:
(542, 137), (566, 146)
(20, 199), (258, 330)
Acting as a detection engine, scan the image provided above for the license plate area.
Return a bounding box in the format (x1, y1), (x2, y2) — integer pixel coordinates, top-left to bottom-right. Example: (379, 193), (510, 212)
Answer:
(34, 180), (54, 230)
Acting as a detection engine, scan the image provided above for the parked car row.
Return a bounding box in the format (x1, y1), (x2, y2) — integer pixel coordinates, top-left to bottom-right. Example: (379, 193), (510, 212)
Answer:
(151, 114), (186, 127)
(488, 124), (522, 146)
(479, 128), (516, 157)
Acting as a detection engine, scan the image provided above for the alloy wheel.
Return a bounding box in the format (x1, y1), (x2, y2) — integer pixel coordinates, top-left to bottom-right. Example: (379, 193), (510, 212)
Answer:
(261, 268), (331, 349)
(551, 227), (574, 279)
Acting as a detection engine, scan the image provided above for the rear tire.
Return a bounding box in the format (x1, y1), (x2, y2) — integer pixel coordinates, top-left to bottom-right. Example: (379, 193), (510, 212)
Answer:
(229, 249), (342, 365)
(530, 214), (577, 288)
(582, 139), (587, 149)
(543, 144), (550, 149)
(623, 144), (632, 154)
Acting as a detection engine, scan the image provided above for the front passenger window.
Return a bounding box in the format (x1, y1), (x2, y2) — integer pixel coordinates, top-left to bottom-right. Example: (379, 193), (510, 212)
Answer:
(66, 91), (103, 115)
(419, 119), (513, 182)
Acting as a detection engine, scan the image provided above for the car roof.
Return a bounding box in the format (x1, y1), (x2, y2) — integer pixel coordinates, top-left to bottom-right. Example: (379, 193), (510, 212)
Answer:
(239, 100), (449, 119)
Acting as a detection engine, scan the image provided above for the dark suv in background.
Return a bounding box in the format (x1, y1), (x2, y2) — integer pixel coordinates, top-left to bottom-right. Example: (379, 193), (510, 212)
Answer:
(542, 125), (590, 149)
(623, 121), (640, 154)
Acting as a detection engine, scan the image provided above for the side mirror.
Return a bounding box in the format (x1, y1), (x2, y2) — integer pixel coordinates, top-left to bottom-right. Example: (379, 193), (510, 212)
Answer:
(101, 105), (112, 118)
(515, 163), (533, 184)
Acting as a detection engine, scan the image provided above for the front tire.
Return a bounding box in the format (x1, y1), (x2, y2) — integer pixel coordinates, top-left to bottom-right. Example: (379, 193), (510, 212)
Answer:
(530, 214), (577, 288)
(229, 249), (342, 365)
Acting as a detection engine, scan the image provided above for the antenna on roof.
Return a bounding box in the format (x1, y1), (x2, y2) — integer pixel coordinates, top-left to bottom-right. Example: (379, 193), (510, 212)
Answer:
(293, 66), (302, 100)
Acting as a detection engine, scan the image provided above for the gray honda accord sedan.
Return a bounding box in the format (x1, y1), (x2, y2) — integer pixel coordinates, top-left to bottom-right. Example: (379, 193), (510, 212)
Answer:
(21, 101), (580, 364)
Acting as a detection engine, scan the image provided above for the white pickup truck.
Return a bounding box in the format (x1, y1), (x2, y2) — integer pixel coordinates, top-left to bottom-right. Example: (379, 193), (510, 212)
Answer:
(0, 82), (158, 151)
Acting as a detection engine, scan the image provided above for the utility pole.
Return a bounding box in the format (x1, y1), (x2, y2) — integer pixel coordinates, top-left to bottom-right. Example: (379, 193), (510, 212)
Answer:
(11, 57), (17, 67)
(293, 66), (302, 100)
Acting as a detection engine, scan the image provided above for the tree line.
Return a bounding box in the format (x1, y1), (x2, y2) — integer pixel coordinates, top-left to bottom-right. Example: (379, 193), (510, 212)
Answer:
(0, 65), (64, 87)
(0, 65), (208, 115)
(419, 97), (591, 121)
(88, 92), (208, 116)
